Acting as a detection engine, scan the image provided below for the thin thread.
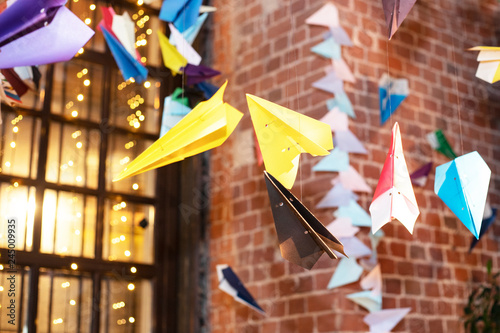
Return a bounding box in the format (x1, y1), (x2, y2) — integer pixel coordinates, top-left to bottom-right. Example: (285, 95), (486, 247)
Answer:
(385, 40), (393, 127)
(450, 23), (465, 155)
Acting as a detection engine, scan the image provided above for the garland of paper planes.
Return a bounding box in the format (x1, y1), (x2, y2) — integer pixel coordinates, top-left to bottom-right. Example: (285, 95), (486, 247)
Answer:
(0, 0), (94, 69)
(370, 122), (420, 234)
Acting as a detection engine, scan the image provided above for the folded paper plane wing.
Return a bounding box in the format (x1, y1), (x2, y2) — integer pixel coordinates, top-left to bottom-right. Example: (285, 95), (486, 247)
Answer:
(0, 0), (94, 68)
(334, 200), (372, 227)
(114, 81), (242, 181)
(410, 162), (433, 187)
(312, 148), (349, 173)
(327, 258), (363, 289)
(468, 46), (500, 83)
(264, 171), (345, 270)
(382, 0), (417, 39)
(347, 290), (382, 312)
(183, 63), (220, 85)
(364, 308), (411, 332)
(216, 264), (265, 314)
(434, 151), (491, 239)
(426, 129), (457, 160)
(247, 94), (333, 189)
(158, 30), (188, 75)
(305, 3), (339, 27)
(379, 74), (409, 124)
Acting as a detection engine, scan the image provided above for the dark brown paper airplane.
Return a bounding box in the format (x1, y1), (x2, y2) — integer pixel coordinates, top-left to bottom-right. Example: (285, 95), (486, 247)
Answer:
(382, 0), (417, 39)
(264, 171), (346, 270)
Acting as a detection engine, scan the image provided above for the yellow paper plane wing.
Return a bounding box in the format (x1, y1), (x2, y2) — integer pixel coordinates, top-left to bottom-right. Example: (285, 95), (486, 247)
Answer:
(114, 81), (243, 181)
(246, 94), (333, 189)
(469, 46), (500, 83)
(157, 30), (187, 75)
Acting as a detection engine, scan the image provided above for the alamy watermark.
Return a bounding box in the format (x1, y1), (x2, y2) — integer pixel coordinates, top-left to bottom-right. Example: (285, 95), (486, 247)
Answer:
(5, 217), (17, 326)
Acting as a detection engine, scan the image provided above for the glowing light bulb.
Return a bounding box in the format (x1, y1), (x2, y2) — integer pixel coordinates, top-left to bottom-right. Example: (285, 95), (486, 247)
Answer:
(13, 126), (18, 133)
(82, 68), (88, 74)
(70, 300), (76, 305)
(132, 183), (139, 190)
(61, 282), (70, 288)
(89, 4), (96, 10)
(5, 161), (10, 167)
(0, 286), (4, 291)
(53, 318), (63, 324)
(76, 142), (83, 149)
(77, 94), (84, 101)
(143, 81), (151, 88)
(76, 176), (82, 182)
(120, 201), (126, 208)
(71, 110), (78, 117)
(68, 160), (74, 166)
(121, 216), (127, 222)
(84, 18), (91, 25)
(119, 235), (125, 241)
(0, 265), (4, 270)
(137, 0), (143, 5)
(75, 230), (81, 235)
(71, 263), (78, 270)
(127, 283), (135, 290)
(10, 141), (16, 148)
(124, 250), (131, 257)
(78, 48), (84, 54)
(129, 317), (135, 323)
(13, 182), (18, 187)
(130, 267), (137, 273)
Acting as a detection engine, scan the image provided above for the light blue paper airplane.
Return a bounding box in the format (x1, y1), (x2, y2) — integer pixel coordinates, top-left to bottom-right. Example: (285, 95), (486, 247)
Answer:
(334, 200), (372, 227)
(311, 37), (341, 59)
(101, 25), (148, 83)
(160, 0), (203, 32)
(327, 258), (363, 289)
(312, 148), (350, 172)
(170, 12), (208, 46)
(379, 74), (408, 125)
(434, 151), (491, 239)
(347, 290), (382, 312)
(313, 71), (344, 95)
(335, 236), (372, 259)
(327, 93), (355, 118)
(334, 130), (368, 154)
(159, 95), (192, 137)
(361, 230), (385, 270)
(317, 182), (359, 209)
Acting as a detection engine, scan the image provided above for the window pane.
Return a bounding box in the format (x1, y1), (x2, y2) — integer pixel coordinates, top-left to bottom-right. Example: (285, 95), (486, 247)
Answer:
(109, 72), (162, 135)
(0, 184), (35, 252)
(0, 267), (30, 332)
(51, 61), (103, 123)
(37, 269), (92, 333)
(100, 277), (152, 333)
(103, 200), (154, 264)
(106, 133), (156, 197)
(46, 123), (100, 189)
(0, 114), (40, 179)
(40, 190), (96, 258)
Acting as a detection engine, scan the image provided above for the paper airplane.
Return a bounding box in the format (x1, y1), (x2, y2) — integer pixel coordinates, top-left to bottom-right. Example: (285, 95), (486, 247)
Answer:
(216, 264), (265, 314)
(114, 81), (242, 181)
(320, 107), (349, 132)
(334, 130), (368, 154)
(347, 290), (382, 312)
(382, 0), (417, 39)
(361, 264), (382, 296)
(313, 71), (344, 95)
(316, 182), (359, 209)
(410, 162), (433, 187)
(264, 171), (345, 270)
(470, 207), (497, 251)
(168, 23), (201, 65)
(364, 308), (411, 332)
(196, 81), (219, 99)
(334, 200), (372, 227)
(434, 151), (491, 239)
(327, 92), (355, 118)
(159, 89), (192, 137)
(247, 94), (333, 189)
(311, 37), (341, 59)
(337, 236), (372, 259)
(158, 30), (188, 75)
(0, 72), (22, 104)
(369, 123), (419, 234)
(111, 11), (138, 60)
(159, 0), (203, 32)
(468, 46), (500, 83)
(333, 59), (355, 83)
(305, 3), (339, 27)
(339, 166), (372, 193)
(1, 68), (28, 98)
(361, 230), (385, 270)
(101, 25), (148, 83)
(329, 26), (353, 46)
(183, 64), (220, 85)
(312, 148), (350, 173)
(327, 258), (363, 289)
(14, 66), (41, 91)
(426, 129), (457, 160)
(379, 74), (409, 124)
(170, 12), (208, 46)
(0, 0), (94, 69)
(326, 217), (360, 239)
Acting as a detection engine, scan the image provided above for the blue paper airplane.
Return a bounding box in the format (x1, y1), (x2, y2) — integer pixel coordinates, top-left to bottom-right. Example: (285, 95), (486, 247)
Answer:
(334, 200), (372, 227)
(327, 258), (363, 289)
(196, 81), (219, 100)
(327, 92), (355, 118)
(378, 74), (408, 125)
(100, 25), (148, 83)
(170, 12), (208, 45)
(160, 0), (203, 32)
(434, 151), (491, 239)
(311, 37), (341, 59)
(312, 148), (350, 172)
(217, 264), (265, 314)
(470, 208), (497, 251)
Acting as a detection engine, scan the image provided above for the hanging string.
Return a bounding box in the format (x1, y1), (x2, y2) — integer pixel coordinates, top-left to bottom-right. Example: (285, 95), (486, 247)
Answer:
(450, 15), (465, 156)
(385, 40), (393, 127)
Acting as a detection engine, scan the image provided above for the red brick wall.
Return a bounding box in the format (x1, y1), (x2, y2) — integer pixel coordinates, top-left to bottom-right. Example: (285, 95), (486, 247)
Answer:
(208, 0), (500, 332)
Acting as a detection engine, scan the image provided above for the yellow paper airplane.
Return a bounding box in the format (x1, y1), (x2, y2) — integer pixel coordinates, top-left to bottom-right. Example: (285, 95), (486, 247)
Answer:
(246, 94), (333, 189)
(468, 46), (500, 83)
(114, 81), (243, 181)
(157, 30), (187, 75)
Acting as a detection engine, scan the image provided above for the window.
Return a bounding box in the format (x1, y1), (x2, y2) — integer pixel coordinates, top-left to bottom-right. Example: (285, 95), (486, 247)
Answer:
(0, 1), (209, 332)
